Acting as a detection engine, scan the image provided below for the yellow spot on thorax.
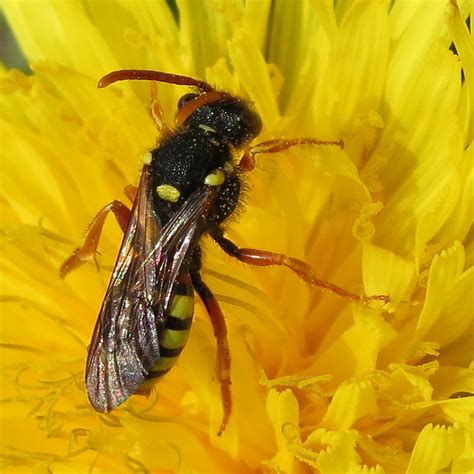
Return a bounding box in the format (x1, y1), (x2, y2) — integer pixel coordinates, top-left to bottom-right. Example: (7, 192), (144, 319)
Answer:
(204, 169), (225, 186)
(156, 184), (181, 202)
(143, 151), (152, 165)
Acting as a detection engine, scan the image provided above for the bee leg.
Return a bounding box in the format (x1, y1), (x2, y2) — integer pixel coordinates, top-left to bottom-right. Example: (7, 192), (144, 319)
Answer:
(60, 200), (131, 278)
(191, 270), (232, 436)
(123, 184), (138, 203)
(150, 81), (171, 136)
(211, 228), (389, 304)
(237, 137), (344, 172)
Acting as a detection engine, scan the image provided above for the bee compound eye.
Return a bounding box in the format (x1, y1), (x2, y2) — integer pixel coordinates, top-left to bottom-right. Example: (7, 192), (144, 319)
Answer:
(178, 93), (199, 109)
(239, 108), (262, 137)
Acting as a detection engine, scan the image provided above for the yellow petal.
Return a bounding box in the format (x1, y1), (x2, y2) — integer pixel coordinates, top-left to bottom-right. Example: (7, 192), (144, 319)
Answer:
(266, 388), (299, 472)
(415, 242), (465, 341)
(426, 266), (474, 347)
(447, 0), (474, 144)
(406, 423), (466, 474)
(312, 430), (360, 473)
(431, 365), (474, 399)
(322, 380), (378, 430)
(178, 0), (241, 76)
(328, 0), (389, 129)
(228, 32), (280, 126)
(374, 40), (462, 255)
(3, 1), (118, 76)
(362, 242), (416, 307)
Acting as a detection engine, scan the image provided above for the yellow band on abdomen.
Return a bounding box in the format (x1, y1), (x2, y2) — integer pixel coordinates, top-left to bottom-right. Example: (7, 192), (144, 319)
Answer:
(144, 291), (195, 382)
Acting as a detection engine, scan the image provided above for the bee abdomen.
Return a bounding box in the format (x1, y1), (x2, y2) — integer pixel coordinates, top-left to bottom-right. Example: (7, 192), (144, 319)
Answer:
(141, 290), (194, 388)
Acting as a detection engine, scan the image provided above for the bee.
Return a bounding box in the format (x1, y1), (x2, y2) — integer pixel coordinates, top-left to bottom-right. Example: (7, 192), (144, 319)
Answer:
(61, 70), (388, 435)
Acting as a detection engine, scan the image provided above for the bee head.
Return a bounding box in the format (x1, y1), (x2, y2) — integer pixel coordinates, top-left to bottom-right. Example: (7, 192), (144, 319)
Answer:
(97, 70), (262, 147)
(177, 93), (262, 147)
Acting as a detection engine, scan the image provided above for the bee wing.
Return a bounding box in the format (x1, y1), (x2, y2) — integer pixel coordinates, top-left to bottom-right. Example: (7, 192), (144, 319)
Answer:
(86, 165), (218, 412)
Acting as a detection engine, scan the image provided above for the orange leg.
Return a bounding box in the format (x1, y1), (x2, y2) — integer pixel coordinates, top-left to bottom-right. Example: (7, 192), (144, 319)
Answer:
(150, 82), (171, 136)
(60, 200), (131, 278)
(191, 271), (232, 436)
(238, 137), (344, 172)
(211, 229), (389, 304)
(124, 184), (138, 203)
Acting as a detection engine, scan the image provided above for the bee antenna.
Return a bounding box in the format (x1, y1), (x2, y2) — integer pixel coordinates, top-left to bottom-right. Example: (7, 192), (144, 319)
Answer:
(98, 69), (215, 93)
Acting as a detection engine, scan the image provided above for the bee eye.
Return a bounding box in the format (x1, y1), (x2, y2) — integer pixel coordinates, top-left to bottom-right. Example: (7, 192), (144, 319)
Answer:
(239, 108), (262, 136)
(178, 93), (199, 109)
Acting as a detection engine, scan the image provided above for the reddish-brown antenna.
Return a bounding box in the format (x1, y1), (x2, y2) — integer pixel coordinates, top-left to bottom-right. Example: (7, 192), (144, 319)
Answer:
(98, 69), (215, 93)
(174, 90), (231, 126)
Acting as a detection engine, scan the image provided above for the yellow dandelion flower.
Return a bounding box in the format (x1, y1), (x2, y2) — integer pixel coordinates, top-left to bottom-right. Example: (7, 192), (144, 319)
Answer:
(1, 1), (472, 473)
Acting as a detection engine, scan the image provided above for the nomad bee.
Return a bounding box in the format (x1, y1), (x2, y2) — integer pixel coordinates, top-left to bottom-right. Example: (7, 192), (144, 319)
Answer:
(61, 69), (388, 434)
